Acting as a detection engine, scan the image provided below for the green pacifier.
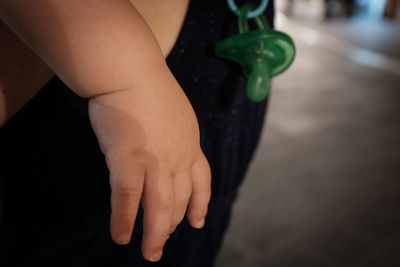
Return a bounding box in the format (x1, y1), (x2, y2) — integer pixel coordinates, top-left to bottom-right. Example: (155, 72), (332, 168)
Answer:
(215, 2), (296, 102)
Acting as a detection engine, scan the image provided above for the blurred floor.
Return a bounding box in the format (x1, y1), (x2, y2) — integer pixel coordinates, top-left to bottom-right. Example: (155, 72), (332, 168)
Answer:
(216, 11), (400, 267)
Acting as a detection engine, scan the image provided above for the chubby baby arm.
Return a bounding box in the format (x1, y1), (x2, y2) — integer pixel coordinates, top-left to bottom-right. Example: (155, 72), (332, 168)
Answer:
(0, 0), (211, 262)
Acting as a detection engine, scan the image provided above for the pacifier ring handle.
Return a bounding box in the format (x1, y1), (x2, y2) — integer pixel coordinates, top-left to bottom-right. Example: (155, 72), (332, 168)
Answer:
(227, 0), (269, 18)
(238, 4), (270, 34)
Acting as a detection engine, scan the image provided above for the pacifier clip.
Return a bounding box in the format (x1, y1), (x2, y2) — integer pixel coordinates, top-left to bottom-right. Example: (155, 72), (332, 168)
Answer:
(215, 0), (296, 102)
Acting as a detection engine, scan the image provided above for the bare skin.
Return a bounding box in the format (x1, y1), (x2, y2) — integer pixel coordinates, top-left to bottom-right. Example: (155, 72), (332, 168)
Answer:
(0, 0), (210, 263)
(0, 0), (190, 125)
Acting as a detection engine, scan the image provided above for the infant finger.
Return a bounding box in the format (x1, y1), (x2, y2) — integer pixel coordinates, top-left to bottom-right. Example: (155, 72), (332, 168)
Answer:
(141, 170), (174, 262)
(170, 170), (192, 232)
(108, 159), (145, 245)
(187, 153), (211, 229)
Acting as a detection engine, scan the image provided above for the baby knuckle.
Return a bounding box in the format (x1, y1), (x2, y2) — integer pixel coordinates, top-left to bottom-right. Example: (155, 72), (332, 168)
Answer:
(175, 200), (189, 212)
(113, 184), (142, 197)
(197, 181), (211, 195)
(157, 202), (174, 213)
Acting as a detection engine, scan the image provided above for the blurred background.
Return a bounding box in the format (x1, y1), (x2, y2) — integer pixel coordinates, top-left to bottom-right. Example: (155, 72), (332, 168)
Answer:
(217, 0), (400, 266)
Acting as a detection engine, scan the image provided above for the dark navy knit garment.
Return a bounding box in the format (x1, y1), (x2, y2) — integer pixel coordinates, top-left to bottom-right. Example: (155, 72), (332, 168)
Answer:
(0, 1), (274, 266)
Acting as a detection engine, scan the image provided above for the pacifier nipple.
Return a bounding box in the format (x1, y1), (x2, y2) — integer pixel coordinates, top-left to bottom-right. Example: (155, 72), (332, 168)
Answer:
(247, 59), (271, 102)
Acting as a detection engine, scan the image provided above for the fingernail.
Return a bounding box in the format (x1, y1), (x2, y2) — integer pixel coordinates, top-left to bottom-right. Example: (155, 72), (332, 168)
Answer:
(150, 250), (163, 262)
(115, 233), (131, 245)
(195, 219), (205, 229)
(166, 235), (170, 240)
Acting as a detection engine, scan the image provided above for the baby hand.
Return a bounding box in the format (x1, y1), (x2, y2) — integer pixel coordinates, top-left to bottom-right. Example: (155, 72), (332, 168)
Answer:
(88, 72), (211, 262)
